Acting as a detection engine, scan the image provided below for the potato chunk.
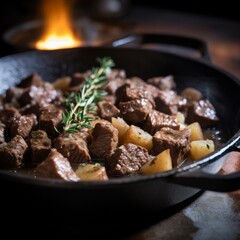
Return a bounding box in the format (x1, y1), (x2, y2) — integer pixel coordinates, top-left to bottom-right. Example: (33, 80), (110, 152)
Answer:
(75, 163), (108, 180)
(121, 125), (153, 151)
(189, 139), (215, 160)
(52, 76), (71, 91)
(175, 112), (185, 124)
(140, 149), (172, 174)
(187, 122), (204, 141)
(111, 117), (129, 143)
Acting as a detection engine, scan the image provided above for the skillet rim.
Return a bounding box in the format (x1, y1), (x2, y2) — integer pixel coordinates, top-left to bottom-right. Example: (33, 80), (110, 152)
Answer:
(0, 46), (239, 188)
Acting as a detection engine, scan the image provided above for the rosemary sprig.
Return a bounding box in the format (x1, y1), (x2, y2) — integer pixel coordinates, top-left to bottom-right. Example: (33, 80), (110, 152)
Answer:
(61, 57), (115, 133)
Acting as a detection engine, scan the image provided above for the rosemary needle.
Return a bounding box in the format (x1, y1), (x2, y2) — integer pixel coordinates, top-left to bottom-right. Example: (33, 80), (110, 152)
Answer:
(61, 57), (115, 133)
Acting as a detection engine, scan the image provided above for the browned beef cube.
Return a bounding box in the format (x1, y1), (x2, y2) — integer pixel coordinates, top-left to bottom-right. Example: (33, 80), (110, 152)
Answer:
(67, 85), (83, 93)
(0, 107), (20, 128)
(178, 88), (203, 115)
(19, 85), (42, 106)
(145, 84), (162, 98)
(70, 70), (91, 87)
(4, 87), (24, 105)
(105, 78), (126, 95)
(116, 84), (155, 107)
(89, 120), (118, 159)
(104, 69), (127, 94)
(102, 95), (116, 105)
(54, 131), (91, 164)
(10, 114), (37, 139)
(125, 77), (147, 88)
(18, 84), (62, 107)
(30, 130), (52, 164)
(0, 122), (5, 144)
(119, 99), (153, 124)
(0, 135), (28, 169)
(20, 102), (46, 118)
(186, 99), (219, 128)
(142, 110), (180, 135)
(107, 69), (126, 80)
(39, 104), (63, 137)
(17, 73), (44, 88)
(34, 148), (80, 181)
(177, 97), (188, 114)
(154, 90), (179, 115)
(107, 143), (150, 176)
(152, 128), (191, 167)
(97, 101), (120, 121)
(147, 75), (176, 90)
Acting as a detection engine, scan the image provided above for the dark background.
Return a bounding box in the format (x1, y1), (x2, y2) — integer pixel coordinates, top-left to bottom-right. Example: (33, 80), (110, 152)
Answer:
(0, 0), (239, 54)
(1, 0), (239, 31)
(131, 1), (240, 22)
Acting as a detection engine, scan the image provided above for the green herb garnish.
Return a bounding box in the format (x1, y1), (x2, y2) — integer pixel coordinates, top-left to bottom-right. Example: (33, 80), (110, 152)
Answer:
(61, 57), (115, 133)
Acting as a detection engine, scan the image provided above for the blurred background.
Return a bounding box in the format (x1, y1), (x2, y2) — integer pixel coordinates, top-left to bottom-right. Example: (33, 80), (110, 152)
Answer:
(0, 0), (240, 65)
(0, 0), (239, 32)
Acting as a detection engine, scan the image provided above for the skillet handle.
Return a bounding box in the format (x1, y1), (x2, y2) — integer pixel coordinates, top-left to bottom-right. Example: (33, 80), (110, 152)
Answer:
(167, 169), (240, 192)
(104, 33), (211, 62)
(166, 134), (240, 192)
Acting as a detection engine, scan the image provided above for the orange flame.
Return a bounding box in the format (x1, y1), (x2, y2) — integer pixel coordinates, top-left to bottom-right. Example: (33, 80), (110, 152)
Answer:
(35, 0), (81, 50)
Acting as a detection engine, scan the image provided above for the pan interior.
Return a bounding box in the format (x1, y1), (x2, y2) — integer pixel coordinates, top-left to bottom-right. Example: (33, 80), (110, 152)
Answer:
(0, 47), (239, 183)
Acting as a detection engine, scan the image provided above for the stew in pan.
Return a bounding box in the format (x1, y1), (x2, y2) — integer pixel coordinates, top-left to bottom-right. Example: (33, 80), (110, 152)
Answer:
(0, 57), (223, 181)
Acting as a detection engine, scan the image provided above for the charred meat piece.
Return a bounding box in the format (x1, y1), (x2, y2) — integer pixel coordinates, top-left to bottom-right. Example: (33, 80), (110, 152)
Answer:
(34, 148), (80, 181)
(39, 104), (63, 137)
(107, 69), (126, 80)
(54, 131), (91, 164)
(17, 73), (44, 88)
(0, 135), (28, 169)
(147, 75), (176, 91)
(10, 114), (37, 139)
(20, 102), (44, 118)
(186, 99), (219, 128)
(4, 87), (24, 106)
(0, 122), (5, 144)
(119, 98), (153, 124)
(142, 110), (180, 135)
(154, 90), (179, 115)
(89, 120), (118, 159)
(107, 143), (150, 177)
(0, 106), (20, 128)
(178, 88), (203, 114)
(116, 84), (155, 107)
(97, 101), (120, 121)
(105, 78), (126, 95)
(70, 70), (91, 87)
(152, 127), (191, 167)
(145, 84), (162, 99)
(105, 69), (126, 94)
(30, 130), (52, 164)
(125, 77), (148, 88)
(18, 83), (63, 107)
(102, 95), (116, 105)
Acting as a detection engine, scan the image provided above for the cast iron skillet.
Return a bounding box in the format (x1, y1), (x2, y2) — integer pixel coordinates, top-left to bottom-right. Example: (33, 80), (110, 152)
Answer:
(0, 36), (240, 219)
